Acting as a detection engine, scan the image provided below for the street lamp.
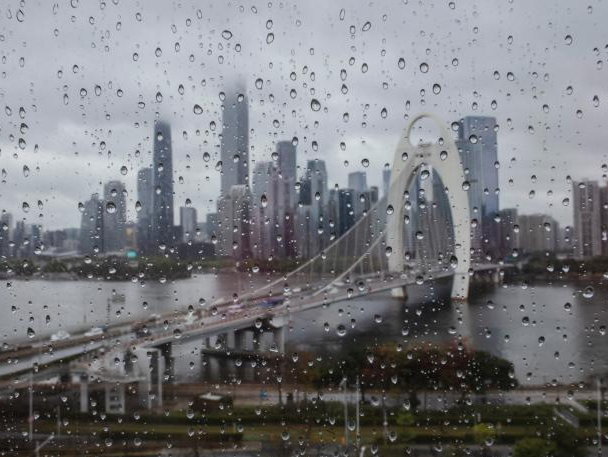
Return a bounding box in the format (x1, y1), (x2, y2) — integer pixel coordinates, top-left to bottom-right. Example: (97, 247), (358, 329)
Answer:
(339, 378), (348, 449)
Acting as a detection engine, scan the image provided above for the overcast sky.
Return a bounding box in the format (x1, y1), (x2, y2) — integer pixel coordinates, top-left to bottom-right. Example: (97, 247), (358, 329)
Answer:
(1, 0), (607, 231)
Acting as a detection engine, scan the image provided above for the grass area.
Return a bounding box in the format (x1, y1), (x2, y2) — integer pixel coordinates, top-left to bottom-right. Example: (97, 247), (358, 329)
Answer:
(29, 419), (600, 446)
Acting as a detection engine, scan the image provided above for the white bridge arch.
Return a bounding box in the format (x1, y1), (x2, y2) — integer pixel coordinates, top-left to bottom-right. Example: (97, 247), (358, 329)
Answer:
(244, 113), (472, 304)
(385, 113), (471, 299)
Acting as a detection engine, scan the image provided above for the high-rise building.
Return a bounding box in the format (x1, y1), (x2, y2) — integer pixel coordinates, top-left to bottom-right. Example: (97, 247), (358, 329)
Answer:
(338, 188), (355, 236)
(220, 85), (249, 195)
(151, 120), (174, 249)
(496, 208), (519, 259)
(0, 212), (13, 258)
(251, 161), (274, 259)
(349, 171), (369, 218)
(103, 180), (127, 253)
(456, 116), (499, 257)
(137, 167), (154, 254)
(327, 188), (340, 242)
(518, 214), (558, 255)
(348, 171), (368, 194)
(382, 168), (391, 198)
(600, 186), (608, 256)
(217, 185), (251, 259)
(275, 141), (298, 257)
(573, 180), (602, 259)
(79, 193), (104, 255)
(180, 207), (197, 243)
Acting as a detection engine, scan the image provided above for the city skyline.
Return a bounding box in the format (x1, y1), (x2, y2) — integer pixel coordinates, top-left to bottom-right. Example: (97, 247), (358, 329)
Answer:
(1, 1), (606, 232)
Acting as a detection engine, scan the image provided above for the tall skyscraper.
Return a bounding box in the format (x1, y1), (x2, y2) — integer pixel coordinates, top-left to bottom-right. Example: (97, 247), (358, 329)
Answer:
(457, 116), (499, 257)
(79, 193), (104, 255)
(348, 171), (368, 194)
(349, 171), (369, 219)
(275, 141), (298, 257)
(0, 212), (13, 258)
(137, 167), (154, 254)
(151, 120), (174, 249)
(217, 185), (251, 259)
(600, 186), (608, 256)
(251, 161), (274, 259)
(180, 207), (197, 243)
(338, 188), (355, 236)
(518, 214), (558, 255)
(382, 168), (391, 198)
(573, 180), (601, 259)
(497, 208), (519, 259)
(220, 85), (249, 195)
(103, 180), (127, 253)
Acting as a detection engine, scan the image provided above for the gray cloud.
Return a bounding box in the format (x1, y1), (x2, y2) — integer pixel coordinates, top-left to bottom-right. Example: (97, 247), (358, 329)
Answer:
(1, 0), (607, 230)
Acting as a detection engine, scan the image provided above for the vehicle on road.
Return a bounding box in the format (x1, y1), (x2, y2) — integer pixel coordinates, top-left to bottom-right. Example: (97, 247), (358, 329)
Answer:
(50, 330), (70, 341)
(84, 327), (104, 337)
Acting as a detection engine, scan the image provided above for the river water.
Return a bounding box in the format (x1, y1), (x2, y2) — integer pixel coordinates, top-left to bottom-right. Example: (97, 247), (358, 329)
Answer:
(1, 273), (607, 386)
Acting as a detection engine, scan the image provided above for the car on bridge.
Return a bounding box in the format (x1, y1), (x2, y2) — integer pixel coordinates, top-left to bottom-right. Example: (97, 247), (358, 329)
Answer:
(50, 330), (70, 341)
(84, 326), (104, 337)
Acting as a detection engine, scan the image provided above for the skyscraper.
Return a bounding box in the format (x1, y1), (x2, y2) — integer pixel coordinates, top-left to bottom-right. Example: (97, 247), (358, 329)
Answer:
(180, 207), (197, 243)
(276, 141), (298, 257)
(518, 214), (558, 255)
(276, 141), (297, 204)
(217, 185), (251, 259)
(220, 85), (249, 195)
(348, 171), (368, 194)
(103, 180), (127, 253)
(573, 180), (601, 259)
(137, 167), (154, 254)
(0, 212), (13, 258)
(496, 208), (519, 259)
(338, 188), (355, 236)
(382, 168), (391, 198)
(251, 161), (274, 259)
(151, 120), (174, 249)
(457, 116), (499, 257)
(79, 193), (104, 255)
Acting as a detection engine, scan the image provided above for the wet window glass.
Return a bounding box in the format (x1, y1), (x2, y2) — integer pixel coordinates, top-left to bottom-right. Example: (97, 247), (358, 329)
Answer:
(0, 1), (606, 456)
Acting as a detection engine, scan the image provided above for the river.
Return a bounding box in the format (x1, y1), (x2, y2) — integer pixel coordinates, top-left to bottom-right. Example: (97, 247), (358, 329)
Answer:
(1, 274), (607, 385)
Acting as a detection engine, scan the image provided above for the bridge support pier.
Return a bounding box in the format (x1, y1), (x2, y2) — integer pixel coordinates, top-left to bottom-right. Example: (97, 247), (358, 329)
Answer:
(234, 329), (248, 351)
(492, 268), (502, 286)
(451, 272), (470, 301)
(157, 342), (173, 383)
(252, 328), (263, 352)
(272, 326), (285, 354)
(391, 286), (408, 301)
(105, 383), (126, 415)
(79, 375), (89, 413)
(138, 348), (164, 410)
(225, 331), (236, 350)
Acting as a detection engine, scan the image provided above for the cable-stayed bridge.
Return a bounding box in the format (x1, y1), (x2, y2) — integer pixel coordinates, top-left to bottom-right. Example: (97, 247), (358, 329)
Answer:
(0, 114), (508, 394)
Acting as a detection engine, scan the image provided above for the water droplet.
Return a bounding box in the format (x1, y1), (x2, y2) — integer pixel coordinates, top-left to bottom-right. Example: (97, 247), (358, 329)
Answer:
(419, 62), (429, 73)
(310, 99), (321, 111)
(221, 30), (233, 40)
(432, 83), (441, 94)
(193, 104), (203, 114)
(380, 107), (388, 118)
(120, 166), (128, 176)
(398, 58), (405, 69)
(362, 21), (371, 31)
(106, 202), (116, 214)
(583, 286), (594, 298)
(564, 35), (573, 45)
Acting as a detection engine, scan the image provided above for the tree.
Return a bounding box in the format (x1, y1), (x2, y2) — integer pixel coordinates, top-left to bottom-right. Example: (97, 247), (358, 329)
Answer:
(513, 438), (556, 457)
